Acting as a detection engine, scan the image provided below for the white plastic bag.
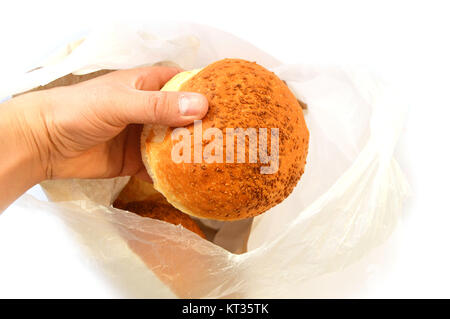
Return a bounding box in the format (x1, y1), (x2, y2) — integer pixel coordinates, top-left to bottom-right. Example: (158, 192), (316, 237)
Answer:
(9, 22), (409, 298)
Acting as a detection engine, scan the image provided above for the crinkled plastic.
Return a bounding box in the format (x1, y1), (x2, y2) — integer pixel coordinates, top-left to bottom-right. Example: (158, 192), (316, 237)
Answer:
(10, 22), (410, 298)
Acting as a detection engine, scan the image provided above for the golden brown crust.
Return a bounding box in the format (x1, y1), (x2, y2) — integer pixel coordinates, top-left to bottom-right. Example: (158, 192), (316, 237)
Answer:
(144, 58), (309, 220)
(113, 177), (206, 239)
(115, 200), (206, 239)
(114, 176), (167, 205)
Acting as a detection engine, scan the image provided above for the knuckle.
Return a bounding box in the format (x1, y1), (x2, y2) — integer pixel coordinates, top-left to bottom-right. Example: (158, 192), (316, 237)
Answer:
(147, 93), (170, 123)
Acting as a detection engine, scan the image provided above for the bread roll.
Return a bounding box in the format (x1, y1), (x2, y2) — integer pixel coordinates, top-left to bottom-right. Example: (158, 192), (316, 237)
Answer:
(114, 177), (205, 238)
(114, 176), (168, 205)
(142, 58), (309, 220)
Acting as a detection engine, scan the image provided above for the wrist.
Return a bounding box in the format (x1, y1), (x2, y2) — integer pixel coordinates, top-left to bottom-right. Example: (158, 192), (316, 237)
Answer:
(2, 92), (50, 184)
(0, 92), (51, 210)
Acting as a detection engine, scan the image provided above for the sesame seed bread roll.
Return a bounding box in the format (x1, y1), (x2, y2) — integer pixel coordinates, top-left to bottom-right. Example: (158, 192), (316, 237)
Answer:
(115, 200), (206, 239)
(142, 58), (309, 221)
(113, 176), (169, 206)
(113, 177), (206, 238)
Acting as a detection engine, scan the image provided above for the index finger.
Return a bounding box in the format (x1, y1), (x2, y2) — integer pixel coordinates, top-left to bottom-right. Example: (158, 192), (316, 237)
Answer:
(115, 66), (183, 91)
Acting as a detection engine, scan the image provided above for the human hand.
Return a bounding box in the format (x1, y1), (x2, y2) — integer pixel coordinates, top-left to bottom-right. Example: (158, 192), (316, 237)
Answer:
(21, 66), (208, 180)
(0, 66), (208, 210)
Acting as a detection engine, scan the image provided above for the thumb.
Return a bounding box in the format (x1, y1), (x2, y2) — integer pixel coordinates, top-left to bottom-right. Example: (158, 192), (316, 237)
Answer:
(113, 90), (209, 127)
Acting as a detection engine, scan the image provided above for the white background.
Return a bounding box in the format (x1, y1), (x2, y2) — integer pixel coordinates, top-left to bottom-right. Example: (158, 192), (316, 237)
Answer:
(0, 0), (449, 298)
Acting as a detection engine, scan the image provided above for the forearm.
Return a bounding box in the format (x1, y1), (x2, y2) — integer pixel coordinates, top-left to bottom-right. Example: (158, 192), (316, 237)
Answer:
(0, 66), (208, 211)
(0, 93), (47, 211)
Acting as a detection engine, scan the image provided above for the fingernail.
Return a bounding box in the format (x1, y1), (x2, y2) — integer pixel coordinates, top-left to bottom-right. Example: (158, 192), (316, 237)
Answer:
(179, 94), (206, 116)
